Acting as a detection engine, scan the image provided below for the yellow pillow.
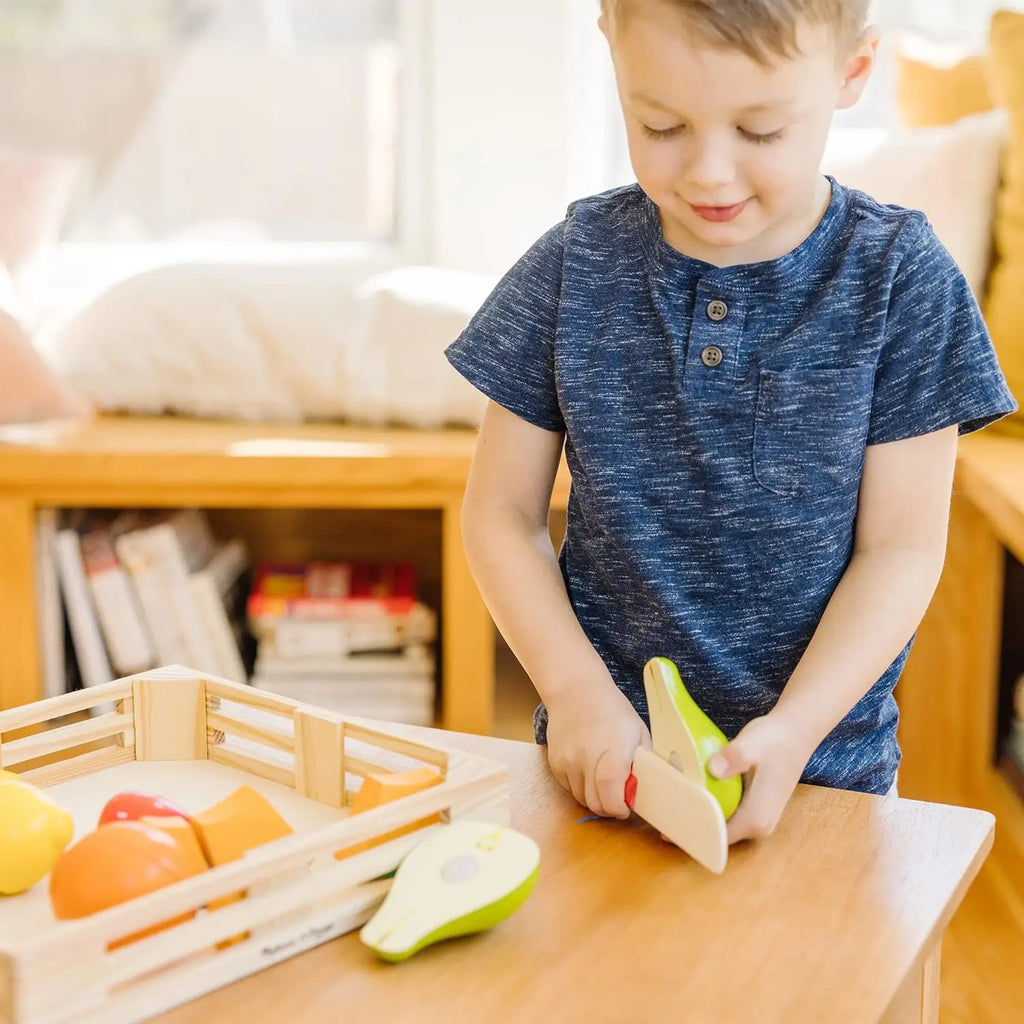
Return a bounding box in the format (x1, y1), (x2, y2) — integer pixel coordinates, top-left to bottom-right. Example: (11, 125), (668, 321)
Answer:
(896, 49), (994, 129)
(984, 10), (1024, 435)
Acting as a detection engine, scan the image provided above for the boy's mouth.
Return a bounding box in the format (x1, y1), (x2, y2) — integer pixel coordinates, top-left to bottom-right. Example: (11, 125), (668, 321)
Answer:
(689, 200), (748, 223)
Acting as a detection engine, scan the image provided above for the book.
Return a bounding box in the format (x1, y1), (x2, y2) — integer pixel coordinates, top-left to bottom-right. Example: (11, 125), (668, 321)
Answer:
(247, 560), (418, 622)
(249, 675), (435, 725)
(53, 527), (115, 712)
(34, 508), (65, 699)
(252, 604), (436, 658)
(189, 539), (249, 682)
(252, 645), (434, 680)
(115, 510), (220, 673)
(115, 518), (190, 666)
(80, 521), (156, 676)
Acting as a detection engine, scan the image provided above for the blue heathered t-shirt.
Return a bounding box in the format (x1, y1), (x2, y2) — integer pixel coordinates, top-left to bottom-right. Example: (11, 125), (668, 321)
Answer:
(444, 180), (1017, 795)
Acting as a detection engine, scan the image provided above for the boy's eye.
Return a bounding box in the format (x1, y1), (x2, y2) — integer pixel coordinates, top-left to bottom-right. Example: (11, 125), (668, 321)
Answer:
(739, 127), (785, 145)
(641, 123), (685, 140)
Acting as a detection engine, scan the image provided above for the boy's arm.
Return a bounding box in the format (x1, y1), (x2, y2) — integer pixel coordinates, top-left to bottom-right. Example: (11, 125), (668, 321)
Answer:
(711, 424), (959, 843)
(462, 400), (649, 818)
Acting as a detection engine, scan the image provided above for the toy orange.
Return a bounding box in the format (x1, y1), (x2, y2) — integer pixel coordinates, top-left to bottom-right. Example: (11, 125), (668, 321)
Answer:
(49, 821), (207, 948)
(138, 814), (208, 869)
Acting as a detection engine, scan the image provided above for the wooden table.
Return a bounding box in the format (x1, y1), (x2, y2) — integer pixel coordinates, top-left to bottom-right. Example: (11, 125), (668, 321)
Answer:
(154, 729), (992, 1024)
(895, 430), (1024, 893)
(0, 415), (570, 733)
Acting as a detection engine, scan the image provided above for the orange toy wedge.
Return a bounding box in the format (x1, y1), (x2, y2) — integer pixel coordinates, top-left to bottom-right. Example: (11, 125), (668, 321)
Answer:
(189, 785), (293, 867)
(49, 821), (207, 949)
(336, 766), (443, 860)
(188, 785), (294, 947)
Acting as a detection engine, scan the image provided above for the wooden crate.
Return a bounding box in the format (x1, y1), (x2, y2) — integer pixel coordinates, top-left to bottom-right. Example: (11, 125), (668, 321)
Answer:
(0, 667), (509, 1024)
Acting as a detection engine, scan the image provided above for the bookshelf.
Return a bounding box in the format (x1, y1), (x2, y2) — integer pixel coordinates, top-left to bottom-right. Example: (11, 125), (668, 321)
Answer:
(0, 415), (572, 734)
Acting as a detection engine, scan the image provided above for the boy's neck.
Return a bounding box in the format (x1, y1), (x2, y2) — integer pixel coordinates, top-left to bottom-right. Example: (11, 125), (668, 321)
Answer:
(658, 174), (834, 268)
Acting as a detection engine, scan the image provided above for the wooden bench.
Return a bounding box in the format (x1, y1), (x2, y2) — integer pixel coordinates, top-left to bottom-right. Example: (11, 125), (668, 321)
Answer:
(0, 414), (570, 733)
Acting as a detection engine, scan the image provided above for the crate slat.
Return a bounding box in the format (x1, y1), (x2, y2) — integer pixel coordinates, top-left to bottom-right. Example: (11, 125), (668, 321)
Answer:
(0, 682), (133, 735)
(205, 711), (293, 755)
(342, 721), (449, 769)
(207, 744), (296, 789)
(204, 680), (297, 718)
(341, 753), (388, 780)
(0, 711), (134, 769)
(17, 746), (136, 789)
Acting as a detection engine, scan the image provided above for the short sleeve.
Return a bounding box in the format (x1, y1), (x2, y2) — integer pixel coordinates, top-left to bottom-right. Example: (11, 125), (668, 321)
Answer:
(444, 221), (566, 433)
(867, 219), (1017, 445)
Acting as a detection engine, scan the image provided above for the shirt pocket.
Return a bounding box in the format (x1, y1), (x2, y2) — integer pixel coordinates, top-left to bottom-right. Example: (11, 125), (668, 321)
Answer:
(753, 365), (874, 497)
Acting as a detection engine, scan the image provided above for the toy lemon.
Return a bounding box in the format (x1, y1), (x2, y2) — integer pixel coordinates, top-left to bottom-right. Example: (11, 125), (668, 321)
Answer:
(0, 778), (75, 895)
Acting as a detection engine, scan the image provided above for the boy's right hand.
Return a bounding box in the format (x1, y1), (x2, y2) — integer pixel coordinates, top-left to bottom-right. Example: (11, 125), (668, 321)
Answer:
(544, 682), (652, 819)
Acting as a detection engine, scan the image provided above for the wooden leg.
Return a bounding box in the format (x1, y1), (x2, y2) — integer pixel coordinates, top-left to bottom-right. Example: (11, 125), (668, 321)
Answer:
(880, 941), (941, 1024)
(0, 496), (41, 711)
(921, 942), (941, 1024)
(440, 500), (494, 735)
(897, 491), (1003, 805)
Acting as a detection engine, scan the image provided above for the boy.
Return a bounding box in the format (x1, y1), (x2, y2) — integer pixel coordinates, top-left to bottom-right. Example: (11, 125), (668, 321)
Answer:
(445, 0), (1016, 845)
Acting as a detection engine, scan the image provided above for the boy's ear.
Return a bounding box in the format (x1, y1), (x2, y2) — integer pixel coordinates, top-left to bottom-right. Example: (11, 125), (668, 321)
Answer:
(598, 12), (610, 41)
(836, 24), (881, 110)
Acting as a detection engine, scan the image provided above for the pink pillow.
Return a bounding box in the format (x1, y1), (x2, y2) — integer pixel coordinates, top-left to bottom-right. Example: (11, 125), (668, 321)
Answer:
(0, 264), (89, 424)
(0, 151), (79, 281)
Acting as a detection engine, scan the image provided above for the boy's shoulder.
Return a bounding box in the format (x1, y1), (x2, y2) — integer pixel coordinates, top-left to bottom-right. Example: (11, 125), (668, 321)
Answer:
(834, 180), (934, 258)
(564, 183), (648, 229)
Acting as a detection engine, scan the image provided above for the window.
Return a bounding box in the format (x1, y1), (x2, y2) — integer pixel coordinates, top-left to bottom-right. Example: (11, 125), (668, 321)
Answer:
(841, 0), (1024, 130)
(0, 0), (413, 250)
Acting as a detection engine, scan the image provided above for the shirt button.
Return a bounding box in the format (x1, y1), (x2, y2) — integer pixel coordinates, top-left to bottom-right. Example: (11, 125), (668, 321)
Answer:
(706, 299), (728, 322)
(701, 345), (723, 368)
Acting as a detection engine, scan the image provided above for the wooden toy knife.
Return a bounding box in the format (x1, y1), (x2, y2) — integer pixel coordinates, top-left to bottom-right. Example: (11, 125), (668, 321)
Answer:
(624, 657), (743, 874)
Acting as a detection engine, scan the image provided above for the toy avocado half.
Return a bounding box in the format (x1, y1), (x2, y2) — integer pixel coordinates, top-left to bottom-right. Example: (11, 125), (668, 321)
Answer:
(360, 819), (540, 962)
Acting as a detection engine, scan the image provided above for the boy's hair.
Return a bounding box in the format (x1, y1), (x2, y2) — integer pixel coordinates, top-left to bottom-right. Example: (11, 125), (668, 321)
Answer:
(602, 0), (871, 64)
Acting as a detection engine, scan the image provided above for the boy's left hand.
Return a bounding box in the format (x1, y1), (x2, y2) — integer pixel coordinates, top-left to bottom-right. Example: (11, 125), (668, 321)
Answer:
(707, 714), (812, 845)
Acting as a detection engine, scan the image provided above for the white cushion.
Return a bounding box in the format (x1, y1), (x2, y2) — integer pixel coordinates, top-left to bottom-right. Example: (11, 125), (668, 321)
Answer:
(345, 266), (495, 428)
(822, 108), (1007, 297)
(38, 257), (496, 427)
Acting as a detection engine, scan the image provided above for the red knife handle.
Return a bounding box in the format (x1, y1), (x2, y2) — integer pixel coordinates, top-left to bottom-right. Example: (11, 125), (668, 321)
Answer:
(624, 772), (638, 809)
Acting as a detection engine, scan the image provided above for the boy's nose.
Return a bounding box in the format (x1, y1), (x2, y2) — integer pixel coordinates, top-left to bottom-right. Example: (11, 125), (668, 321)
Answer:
(684, 142), (735, 191)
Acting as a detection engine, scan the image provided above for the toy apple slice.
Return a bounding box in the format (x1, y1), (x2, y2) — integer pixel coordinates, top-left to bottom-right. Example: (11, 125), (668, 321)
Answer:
(98, 791), (190, 827)
(360, 820), (540, 962)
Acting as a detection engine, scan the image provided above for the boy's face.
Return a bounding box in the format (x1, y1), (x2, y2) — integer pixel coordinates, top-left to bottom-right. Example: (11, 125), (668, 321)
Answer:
(602, 6), (877, 266)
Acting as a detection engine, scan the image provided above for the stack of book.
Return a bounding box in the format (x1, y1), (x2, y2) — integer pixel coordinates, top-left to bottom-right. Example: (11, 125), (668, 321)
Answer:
(42, 508), (250, 707)
(247, 561), (437, 725)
